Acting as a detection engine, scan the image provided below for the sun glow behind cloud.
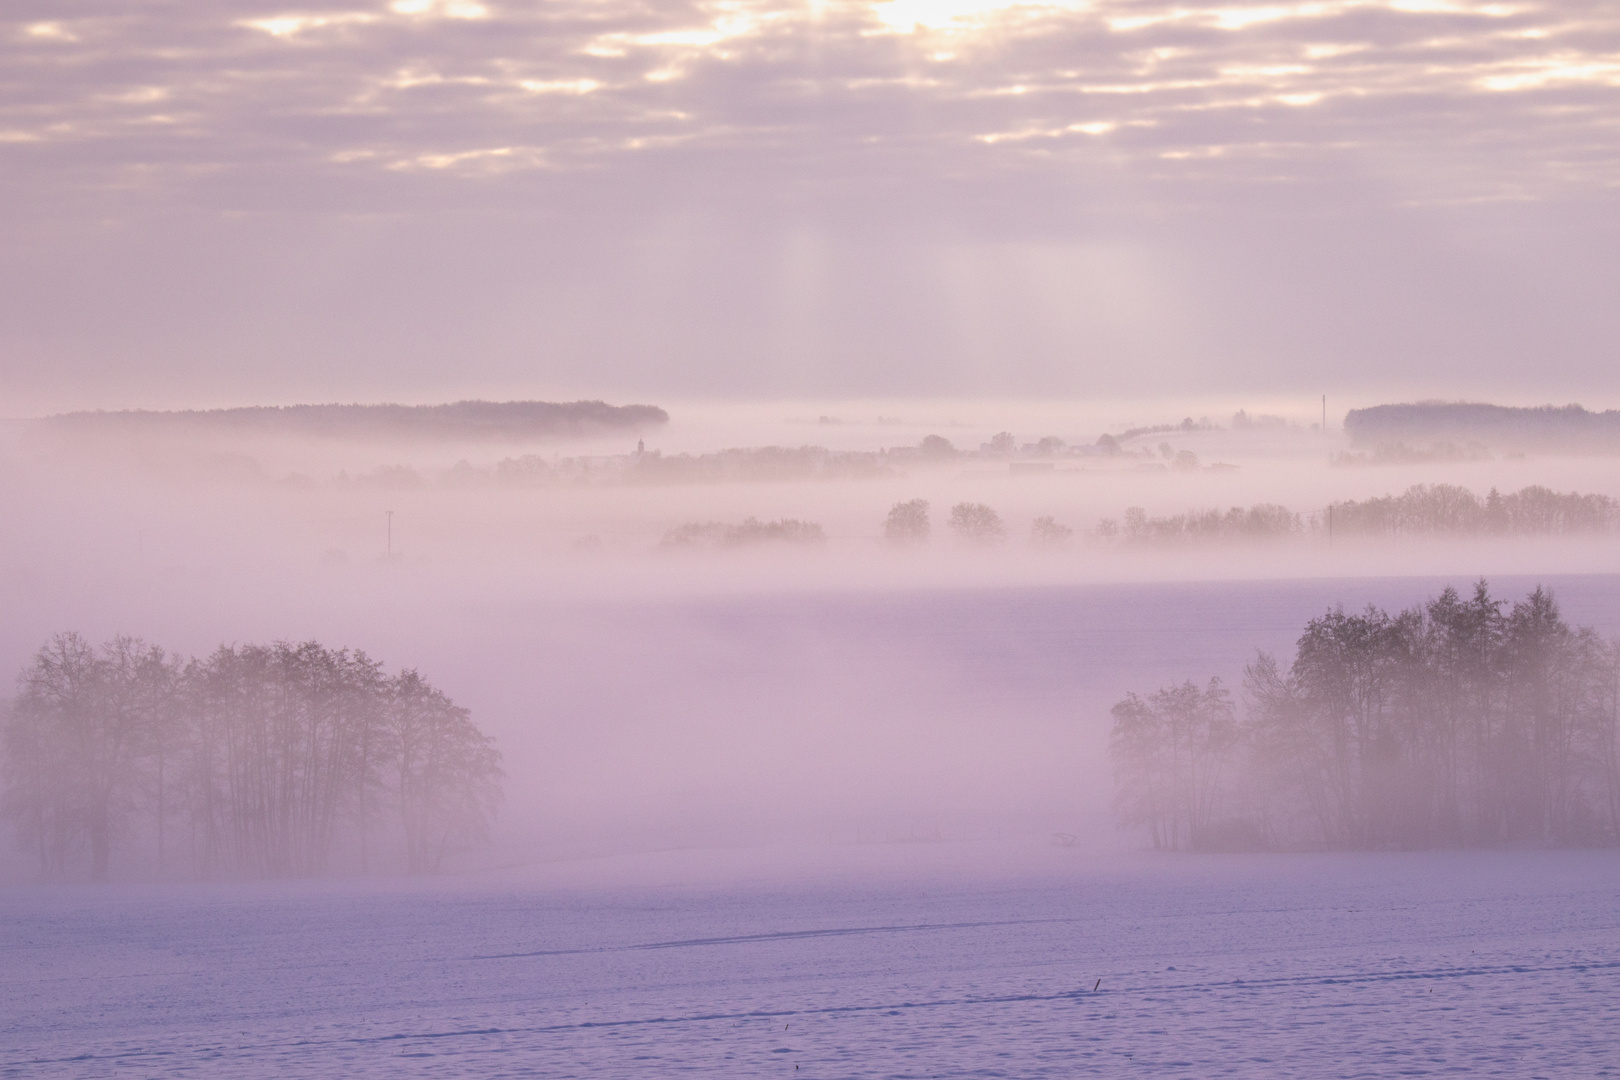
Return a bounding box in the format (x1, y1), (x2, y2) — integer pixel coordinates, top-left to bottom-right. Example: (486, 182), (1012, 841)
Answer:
(872, 0), (1090, 32)
(1476, 53), (1620, 91)
(24, 21), (79, 41)
(240, 12), (380, 37)
(389, 0), (489, 19)
(240, 0), (487, 40)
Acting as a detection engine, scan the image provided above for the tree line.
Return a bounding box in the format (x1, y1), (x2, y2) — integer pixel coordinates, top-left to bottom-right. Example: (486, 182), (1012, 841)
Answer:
(1344, 401), (1620, 453)
(1111, 583), (1620, 851)
(875, 484), (1615, 553)
(1091, 485), (1614, 546)
(1, 634), (502, 881)
(662, 517), (827, 547)
(1325, 484), (1617, 536)
(47, 399), (668, 441)
(1098, 503), (1301, 543)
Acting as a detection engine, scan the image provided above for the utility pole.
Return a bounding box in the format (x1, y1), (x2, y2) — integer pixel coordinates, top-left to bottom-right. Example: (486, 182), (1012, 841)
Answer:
(1322, 394), (1327, 433)
(386, 510), (394, 557)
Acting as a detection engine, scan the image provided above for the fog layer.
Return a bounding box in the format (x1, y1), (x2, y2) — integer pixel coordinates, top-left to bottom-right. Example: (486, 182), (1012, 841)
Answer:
(6, 400), (1620, 880)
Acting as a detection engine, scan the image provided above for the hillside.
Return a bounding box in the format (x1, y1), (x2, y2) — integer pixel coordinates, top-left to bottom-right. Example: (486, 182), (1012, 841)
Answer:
(42, 400), (669, 441)
(1345, 402), (1620, 451)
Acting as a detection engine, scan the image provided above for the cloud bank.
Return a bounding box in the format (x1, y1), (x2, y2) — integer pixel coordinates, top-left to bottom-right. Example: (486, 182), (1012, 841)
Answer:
(3, 1), (1618, 405)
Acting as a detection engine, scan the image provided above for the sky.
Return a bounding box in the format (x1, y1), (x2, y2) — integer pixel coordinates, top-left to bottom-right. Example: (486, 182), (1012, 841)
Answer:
(3, 0), (1619, 410)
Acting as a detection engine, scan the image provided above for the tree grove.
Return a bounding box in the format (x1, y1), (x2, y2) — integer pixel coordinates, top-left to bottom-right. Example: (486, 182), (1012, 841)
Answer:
(2, 634), (502, 880)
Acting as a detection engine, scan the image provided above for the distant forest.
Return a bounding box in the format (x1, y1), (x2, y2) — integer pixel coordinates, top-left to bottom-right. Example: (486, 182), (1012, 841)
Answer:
(1111, 584), (1620, 852)
(645, 483), (1619, 555)
(662, 517), (827, 547)
(1101, 503), (1302, 542)
(493, 445), (893, 486)
(1326, 484), (1617, 536)
(42, 400), (669, 441)
(1093, 484), (1617, 544)
(1345, 402), (1620, 451)
(0, 635), (502, 881)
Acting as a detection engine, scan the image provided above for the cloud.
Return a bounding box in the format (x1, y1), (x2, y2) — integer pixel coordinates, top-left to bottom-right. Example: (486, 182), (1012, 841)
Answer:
(1, 0), (1615, 200)
(1, 1), (1619, 403)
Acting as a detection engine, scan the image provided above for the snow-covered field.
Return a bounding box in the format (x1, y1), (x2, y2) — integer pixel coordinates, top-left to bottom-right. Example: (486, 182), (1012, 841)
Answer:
(5, 848), (1619, 1078)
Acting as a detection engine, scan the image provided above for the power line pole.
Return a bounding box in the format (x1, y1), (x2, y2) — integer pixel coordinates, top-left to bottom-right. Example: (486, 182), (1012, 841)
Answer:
(386, 510), (394, 557)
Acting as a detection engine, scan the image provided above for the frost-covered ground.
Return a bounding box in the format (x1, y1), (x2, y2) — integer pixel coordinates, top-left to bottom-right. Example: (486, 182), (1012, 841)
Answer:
(5, 849), (1619, 1078)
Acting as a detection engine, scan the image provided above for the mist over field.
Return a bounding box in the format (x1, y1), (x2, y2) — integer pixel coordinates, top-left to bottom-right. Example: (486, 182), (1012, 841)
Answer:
(8, 0), (1620, 1072)
(7, 398), (1620, 882)
(8, 399), (1620, 1075)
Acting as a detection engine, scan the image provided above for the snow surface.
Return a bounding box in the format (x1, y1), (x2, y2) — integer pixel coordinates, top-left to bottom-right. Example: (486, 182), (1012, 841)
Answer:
(5, 849), (1619, 1078)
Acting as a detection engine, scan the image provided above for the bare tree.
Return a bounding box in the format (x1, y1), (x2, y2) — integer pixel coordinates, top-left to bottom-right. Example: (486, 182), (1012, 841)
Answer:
(2, 634), (150, 880)
(949, 502), (1005, 544)
(2, 634), (101, 877)
(1030, 516), (1074, 546)
(126, 641), (184, 875)
(1110, 679), (1236, 851)
(387, 671), (503, 873)
(884, 499), (931, 544)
